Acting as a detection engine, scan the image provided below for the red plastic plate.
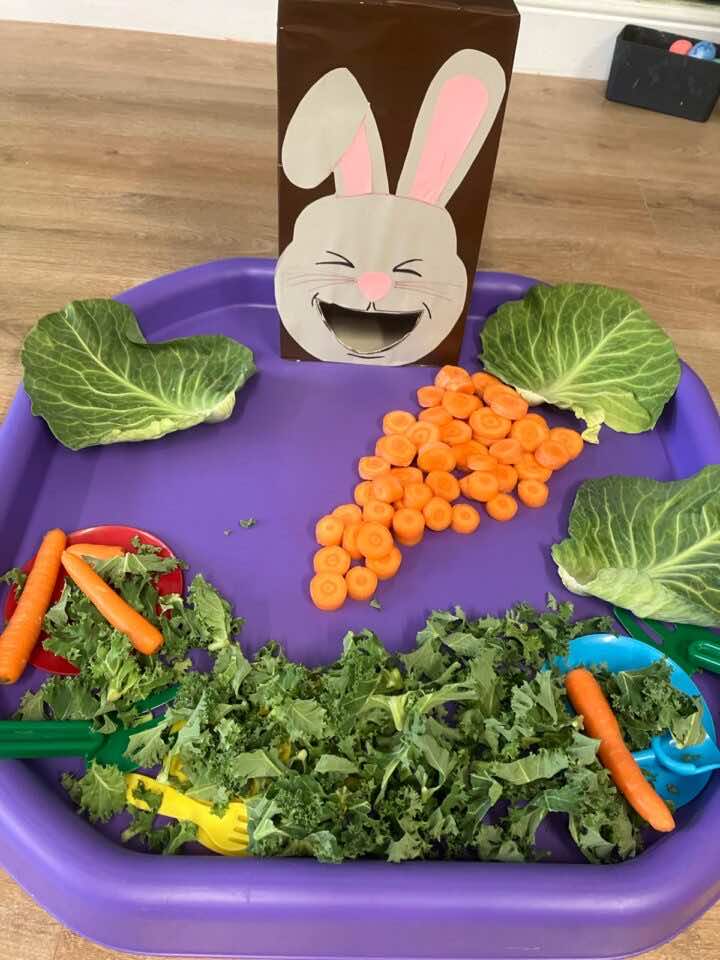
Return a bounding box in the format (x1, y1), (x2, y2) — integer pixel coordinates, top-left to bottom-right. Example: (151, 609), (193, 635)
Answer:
(3, 525), (183, 676)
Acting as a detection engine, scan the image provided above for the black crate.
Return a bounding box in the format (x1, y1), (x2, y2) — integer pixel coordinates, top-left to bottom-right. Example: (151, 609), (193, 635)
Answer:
(606, 24), (720, 122)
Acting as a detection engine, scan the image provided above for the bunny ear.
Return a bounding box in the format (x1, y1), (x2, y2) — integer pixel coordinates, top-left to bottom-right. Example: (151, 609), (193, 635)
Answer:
(281, 67), (388, 195)
(396, 50), (506, 207)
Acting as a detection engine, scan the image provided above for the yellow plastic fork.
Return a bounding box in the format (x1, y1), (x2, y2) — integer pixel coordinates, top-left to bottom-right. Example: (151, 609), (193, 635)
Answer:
(126, 773), (249, 856)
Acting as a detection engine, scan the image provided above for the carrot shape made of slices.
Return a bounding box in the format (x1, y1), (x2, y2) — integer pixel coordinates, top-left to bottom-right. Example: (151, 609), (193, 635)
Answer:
(0, 528), (67, 684)
(61, 550), (164, 655)
(564, 668), (675, 833)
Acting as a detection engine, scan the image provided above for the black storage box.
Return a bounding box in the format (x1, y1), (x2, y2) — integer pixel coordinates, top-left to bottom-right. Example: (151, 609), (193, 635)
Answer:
(606, 24), (720, 122)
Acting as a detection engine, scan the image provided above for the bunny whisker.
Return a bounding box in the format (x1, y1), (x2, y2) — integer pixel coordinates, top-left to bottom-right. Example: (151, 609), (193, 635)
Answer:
(394, 283), (455, 302)
(287, 275), (356, 288)
(398, 278), (465, 291)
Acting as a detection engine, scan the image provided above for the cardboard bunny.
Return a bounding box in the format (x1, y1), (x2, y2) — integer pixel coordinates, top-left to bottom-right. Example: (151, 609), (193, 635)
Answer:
(274, 49), (507, 366)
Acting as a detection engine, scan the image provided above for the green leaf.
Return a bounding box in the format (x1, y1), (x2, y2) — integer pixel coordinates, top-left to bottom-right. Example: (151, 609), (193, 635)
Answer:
(189, 574), (238, 651)
(125, 721), (170, 768)
(22, 298), (255, 449)
(315, 755), (359, 775)
(480, 283), (680, 442)
(553, 467), (720, 626)
(487, 748), (570, 785)
(238, 518), (257, 528)
(231, 750), (286, 781)
(62, 762), (126, 822)
(272, 698), (327, 741)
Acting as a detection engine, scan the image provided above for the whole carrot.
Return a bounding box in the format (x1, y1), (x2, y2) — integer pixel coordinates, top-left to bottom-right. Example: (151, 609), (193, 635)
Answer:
(65, 543), (124, 560)
(565, 668), (675, 832)
(0, 528), (66, 684)
(61, 550), (164, 655)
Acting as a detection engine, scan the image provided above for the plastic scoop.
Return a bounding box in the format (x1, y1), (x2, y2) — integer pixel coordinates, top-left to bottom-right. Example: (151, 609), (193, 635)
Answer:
(652, 733), (720, 777)
(613, 607), (720, 677)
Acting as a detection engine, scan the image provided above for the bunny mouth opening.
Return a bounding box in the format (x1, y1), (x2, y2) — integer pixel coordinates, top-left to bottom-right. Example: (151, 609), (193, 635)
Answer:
(316, 299), (422, 356)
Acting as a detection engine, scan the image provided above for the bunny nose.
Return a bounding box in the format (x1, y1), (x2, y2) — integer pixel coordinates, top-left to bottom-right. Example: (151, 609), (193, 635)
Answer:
(357, 271), (392, 303)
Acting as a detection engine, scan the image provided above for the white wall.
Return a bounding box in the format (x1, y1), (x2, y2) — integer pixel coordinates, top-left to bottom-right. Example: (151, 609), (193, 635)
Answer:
(1, 0), (719, 79)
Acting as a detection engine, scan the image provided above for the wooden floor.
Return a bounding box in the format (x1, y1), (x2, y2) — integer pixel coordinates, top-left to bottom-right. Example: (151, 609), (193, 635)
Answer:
(0, 19), (718, 960)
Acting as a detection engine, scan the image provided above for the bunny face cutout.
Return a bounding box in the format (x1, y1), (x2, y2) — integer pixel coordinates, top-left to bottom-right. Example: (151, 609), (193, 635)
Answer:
(275, 50), (507, 366)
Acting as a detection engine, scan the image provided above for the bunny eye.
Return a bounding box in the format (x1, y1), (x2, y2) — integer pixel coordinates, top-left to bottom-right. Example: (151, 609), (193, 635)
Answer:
(315, 250), (355, 269)
(393, 259), (423, 277)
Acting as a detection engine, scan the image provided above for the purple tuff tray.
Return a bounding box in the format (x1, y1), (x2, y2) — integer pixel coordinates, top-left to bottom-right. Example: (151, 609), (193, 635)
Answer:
(1, 258), (719, 960)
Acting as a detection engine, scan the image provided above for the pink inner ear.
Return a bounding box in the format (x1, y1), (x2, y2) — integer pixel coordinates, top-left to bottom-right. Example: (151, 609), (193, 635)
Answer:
(337, 120), (373, 196)
(408, 75), (489, 205)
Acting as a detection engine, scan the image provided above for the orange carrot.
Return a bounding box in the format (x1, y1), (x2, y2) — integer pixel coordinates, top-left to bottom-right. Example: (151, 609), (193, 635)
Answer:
(366, 546), (402, 581)
(488, 438), (524, 465)
(516, 453), (552, 483)
(488, 390), (528, 421)
(423, 496), (453, 532)
(510, 416), (550, 452)
(442, 391), (482, 420)
(375, 434), (417, 468)
(391, 466), (424, 487)
(417, 385), (445, 408)
(61, 550), (164, 655)
(403, 482), (433, 511)
(332, 503), (363, 526)
(465, 471), (500, 503)
(425, 470), (461, 502)
(469, 408), (512, 443)
(451, 503), (481, 535)
(495, 464), (519, 493)
(483, 382), (517, 404)
(393, 507), (426, 546)
(534, 440), (570, 471)
(486, 494), (518, 522)
(440, 419), (473, 446)
(358, 456), (391, 481)
(517, 479), (549, 508)
(363, 499), (395, 528)
(356, 522), (394, 561)
(0, 528), (66, 684)
(550, 427), (584, 461)
(371, 474), (404, 504)
(405, 421), (441, 449)
(345, 566), (379, 602)
(471, 371), (501, 396)
(418, 407), (453, 427)
(315, 514), (345, 547)
(417, 442), (456, 473)
(466, 452), (498, 473)
(66, 543), (123, 560)
(524, 412), (551, 429)
(342, 522), (364, 560)
(382, 410), (416, 436)
(313, 545), (352, 576)
(354, 480), (373, 507)
(458, 476), (472, 498)
(453, 439), (488, 470)
(435, 365), (474, 394)
(310, 572), (347, 611)
(564, 668), (675, 832)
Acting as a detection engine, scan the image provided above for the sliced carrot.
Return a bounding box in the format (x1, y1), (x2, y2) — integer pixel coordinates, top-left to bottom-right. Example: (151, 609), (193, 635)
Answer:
(65, 543), (123, 560)
(486, 494), (518, 522)
(393, 500), (405, 510)
(0, 528), (66, 684)
(418, 407), (453, 427)
(550, 427), (584, 461)
(423, 497), (453, 532)
(315, 514), (345, 547)
(371, 474), (404, 504)
(363, 499), (395, 528)
(310, 572), (347, 611)
(453, 439), (489, 470)
(313, 546), (352, 576)
(392, 508), (426, 546)
(489, 390), (529, 421)
(466, 452), (498, 473)
(417, 385), (445, 408)
(465, 471), (500, 503)
(483, 382), (517, 404)
(469, 408), (511, 443)
(495, 464), (519, 493)
(510, 416), (550, 452)
(62, 551), (164, 654)
(358, 456), (391, 481)
(517, 479), (549, 508)
(516, 453), (552, 483)
(442, 391), (482, 420)
(354, 480), (373, 507)
(356, 522), (394, 561)
(471, 371), (501, 396)
(440, 419), (472, 446)
(382, 410), (416, 436)
(403, 482), (433, 511)
(376, 434), (417, 468)
(535, 440), (570, 471)
(451, 503), (481, 534)
(345, 566), (379, 602)
(417, 442), (456, 473)
(390, 466), (424, 487)
(366, 547), (402, 581)
(342, 522), (364, 560)
(435, 365), (474, 394)
(458, 476), (472, 498)
(332, 503), (363, 525)
(488, 438), (524, 465)
(405, 421), (441, 449)
(425, 470), (461, 502)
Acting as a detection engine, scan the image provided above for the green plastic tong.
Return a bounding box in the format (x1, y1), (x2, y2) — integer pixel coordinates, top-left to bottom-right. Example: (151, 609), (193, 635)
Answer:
(0, 685), (178, 771)
(613, 607), (720, 676)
